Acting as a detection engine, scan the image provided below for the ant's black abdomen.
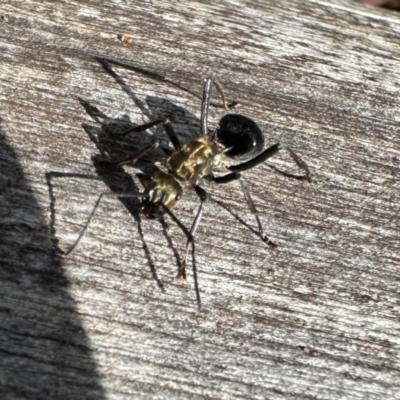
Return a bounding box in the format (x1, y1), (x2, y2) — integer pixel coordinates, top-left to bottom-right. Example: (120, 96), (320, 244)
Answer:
(215, 114), (264, 159)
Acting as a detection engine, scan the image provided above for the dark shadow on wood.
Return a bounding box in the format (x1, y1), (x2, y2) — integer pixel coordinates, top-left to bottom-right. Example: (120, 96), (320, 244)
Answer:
(46, 171), (102, 250)
(74, 90), (199, 291)
(210, 197), (261, 239)
(0, 119), (106, 400)
(266, 163), (310, 181)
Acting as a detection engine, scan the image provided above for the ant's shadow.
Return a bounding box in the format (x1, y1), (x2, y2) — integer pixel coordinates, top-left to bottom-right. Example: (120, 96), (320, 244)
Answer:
(52, 61), (202, 293)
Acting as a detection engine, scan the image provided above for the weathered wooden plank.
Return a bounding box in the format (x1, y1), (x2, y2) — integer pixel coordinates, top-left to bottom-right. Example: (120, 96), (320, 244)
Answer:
(1, 0), (400, 399)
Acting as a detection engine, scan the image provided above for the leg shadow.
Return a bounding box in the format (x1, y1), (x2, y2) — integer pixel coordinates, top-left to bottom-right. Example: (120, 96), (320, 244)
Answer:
(0, 120), (106, 399)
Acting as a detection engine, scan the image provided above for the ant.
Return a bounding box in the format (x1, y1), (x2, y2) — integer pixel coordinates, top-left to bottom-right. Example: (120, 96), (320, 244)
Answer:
(64, 76), (311, 310)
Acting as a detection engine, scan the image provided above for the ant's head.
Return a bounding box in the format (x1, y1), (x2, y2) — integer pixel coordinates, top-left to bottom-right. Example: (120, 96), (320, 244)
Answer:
(141, 198), (165, 220)
(214, 114), (264, 159)
(141, 171), (182, 220)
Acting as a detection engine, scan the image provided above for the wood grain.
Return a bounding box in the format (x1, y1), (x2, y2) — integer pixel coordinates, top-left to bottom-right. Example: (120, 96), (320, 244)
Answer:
(0, 0), (399, 399)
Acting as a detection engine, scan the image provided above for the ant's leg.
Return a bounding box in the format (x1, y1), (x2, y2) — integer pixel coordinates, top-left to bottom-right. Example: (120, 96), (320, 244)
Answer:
(228, 143), (281, 173)
(210, 173), (277, 247)
(238, 177), (277, 247)
(211, 77), (231, 110)
(65, 191), (144, 256)
(201, 77), (213, 136)
(125, 143), (173, 164)
(201, 77), (238, 137)
(114, 138), (160, 166)
(160, 146), (174, 157)
(121, 118), (181, 151)
(158, 203), (201, 310)
(121, 118), (164, 135)
(211, 172), (240, 184)
(229, 143), (311, 182)
(208, 76), (239, 110)
(286, 147), (312, 182)
(180, 186), (209, 279)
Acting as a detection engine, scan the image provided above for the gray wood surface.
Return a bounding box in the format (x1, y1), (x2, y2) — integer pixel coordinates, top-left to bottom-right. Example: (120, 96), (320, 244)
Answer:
(1, 0), (400, 399)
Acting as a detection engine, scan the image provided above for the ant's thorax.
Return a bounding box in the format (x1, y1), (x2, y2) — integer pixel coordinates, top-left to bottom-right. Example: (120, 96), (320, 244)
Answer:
(166, 135), (223, 184)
